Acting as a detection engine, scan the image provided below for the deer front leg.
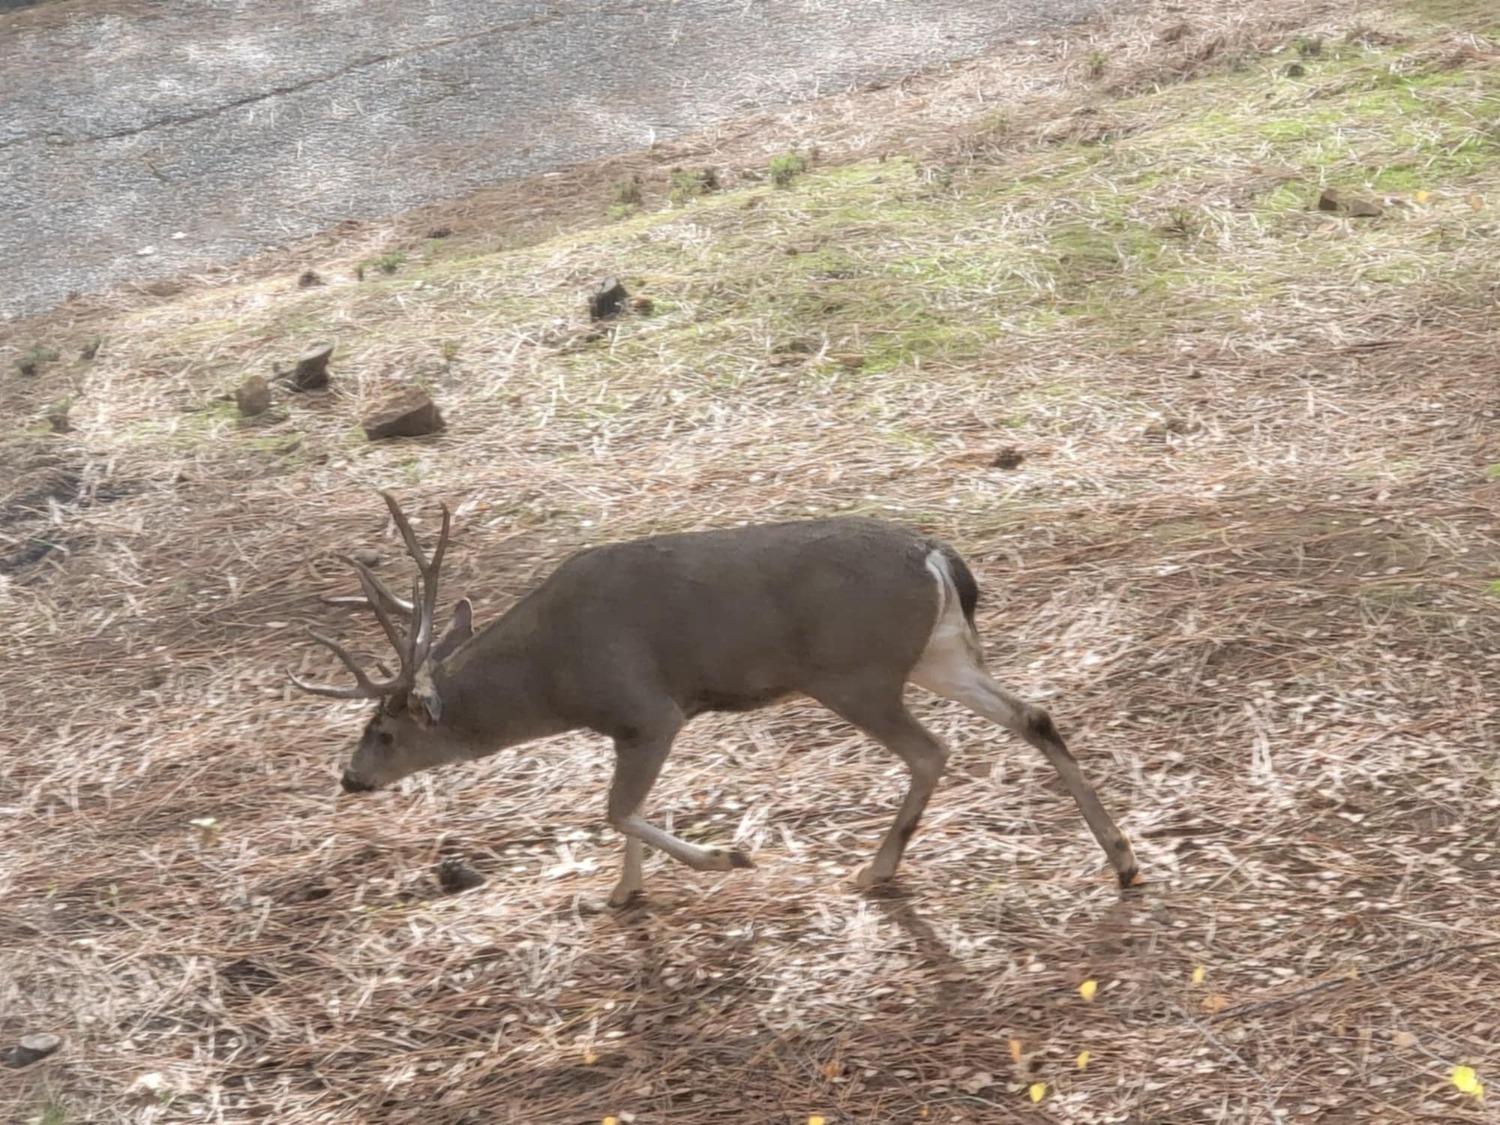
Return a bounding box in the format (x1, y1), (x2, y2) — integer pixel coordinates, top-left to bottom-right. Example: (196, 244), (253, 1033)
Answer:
(609, 836), (645, 908)
(605, 725), (754, 906)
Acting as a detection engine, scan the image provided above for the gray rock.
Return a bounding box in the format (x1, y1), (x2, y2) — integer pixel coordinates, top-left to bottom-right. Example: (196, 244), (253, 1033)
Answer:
(588, 276), (628, 321)
(4, 1033), (62, 1069)
(437, 856), (485, 893)
(1318, 188), (1383, 218)
(289, 342), (334, 391)
(235, 374), (272, 417)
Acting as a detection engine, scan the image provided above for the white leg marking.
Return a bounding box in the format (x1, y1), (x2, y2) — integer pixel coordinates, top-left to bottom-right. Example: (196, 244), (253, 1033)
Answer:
(608, 836), (645, 907)
(616, 814), (754, 873)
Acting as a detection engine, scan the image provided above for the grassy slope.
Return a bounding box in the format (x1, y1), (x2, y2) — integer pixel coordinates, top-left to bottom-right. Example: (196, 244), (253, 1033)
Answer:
(3, 1), (1499, 1122)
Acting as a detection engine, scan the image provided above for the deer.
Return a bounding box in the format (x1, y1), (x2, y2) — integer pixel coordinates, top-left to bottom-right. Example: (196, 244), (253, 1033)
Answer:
(289, 492), (1141, 906)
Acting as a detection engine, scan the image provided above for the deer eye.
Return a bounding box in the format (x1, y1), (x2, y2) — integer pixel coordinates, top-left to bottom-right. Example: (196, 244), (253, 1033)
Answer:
(378, 730), (394, 747)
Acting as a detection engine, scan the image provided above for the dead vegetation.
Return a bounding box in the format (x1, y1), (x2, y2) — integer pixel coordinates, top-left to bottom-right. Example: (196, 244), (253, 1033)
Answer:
(2, 0), (1499, 1121)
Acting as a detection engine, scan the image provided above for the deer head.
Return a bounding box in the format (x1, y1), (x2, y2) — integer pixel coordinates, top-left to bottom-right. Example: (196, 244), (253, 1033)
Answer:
(289, 492), (476, 792)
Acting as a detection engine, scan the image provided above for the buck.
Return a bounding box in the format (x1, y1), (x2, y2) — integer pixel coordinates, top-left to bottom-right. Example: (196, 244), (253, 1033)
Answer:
(291, 492), (1140, 905)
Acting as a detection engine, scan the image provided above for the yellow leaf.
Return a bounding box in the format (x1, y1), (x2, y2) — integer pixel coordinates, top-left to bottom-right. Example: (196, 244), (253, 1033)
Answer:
(1191, 965), (1206, 986)
(1076, 1050), (1091, 1070)
(809, 1117), (828, 1125)
(1028, 1082), (1046, 1103)
(820, 1060), (841, 1081)
(582, 1047), (598, 1065)
(1009, 1038), (1024, 1065)
(1468, 193), (1485, 212)
(603, 1118), (619, 1125)
(1201, 993), (1228, 1013)
(919, 1108), (929, 1119)
(1078, 979), (1098, 1002)
(1452, 1065), (1485, 1099)
(1415, 190), (1432, 204)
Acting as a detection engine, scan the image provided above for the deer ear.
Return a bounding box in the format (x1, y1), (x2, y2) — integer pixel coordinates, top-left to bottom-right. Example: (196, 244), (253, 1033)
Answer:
(410, 666), (444, 726)
(411, 689), (443, 726)
(429, 598), (474, 666)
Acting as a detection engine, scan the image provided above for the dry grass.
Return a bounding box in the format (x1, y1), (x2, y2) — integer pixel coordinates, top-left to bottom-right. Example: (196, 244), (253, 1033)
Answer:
(3, 0), (1500, 1122)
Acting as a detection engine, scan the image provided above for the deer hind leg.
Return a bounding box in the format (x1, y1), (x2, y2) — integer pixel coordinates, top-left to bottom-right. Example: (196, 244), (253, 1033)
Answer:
(908, 627), (1140, 888)
(605, 721), (754, 907)
(815, 684), (950, 887)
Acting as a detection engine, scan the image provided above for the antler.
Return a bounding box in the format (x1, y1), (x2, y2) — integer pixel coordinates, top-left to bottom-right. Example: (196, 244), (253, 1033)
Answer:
(288, 492), (452, 700)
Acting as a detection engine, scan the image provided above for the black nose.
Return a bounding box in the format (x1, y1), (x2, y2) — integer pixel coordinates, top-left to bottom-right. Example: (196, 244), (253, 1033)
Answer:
(340, 771), (375, 794)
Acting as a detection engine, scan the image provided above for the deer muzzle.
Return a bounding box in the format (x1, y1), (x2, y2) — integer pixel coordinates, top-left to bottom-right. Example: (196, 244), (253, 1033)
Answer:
(340, 770), (378, 794)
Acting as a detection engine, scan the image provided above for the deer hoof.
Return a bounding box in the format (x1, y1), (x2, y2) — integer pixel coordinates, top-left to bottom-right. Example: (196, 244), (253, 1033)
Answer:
(700, 847), (754, 871)
(607, 886), (645, 908)
(853, 864), (891, 889)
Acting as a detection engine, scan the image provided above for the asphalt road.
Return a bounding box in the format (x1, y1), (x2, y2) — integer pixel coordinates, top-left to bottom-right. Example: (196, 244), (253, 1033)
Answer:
(0, 0), (1103, 321)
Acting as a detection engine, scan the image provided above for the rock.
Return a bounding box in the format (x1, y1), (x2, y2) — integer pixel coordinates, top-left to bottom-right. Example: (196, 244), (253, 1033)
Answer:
(1143, 416), (1201, 440)
(765, 352), (808, 368)
(235, 375), (271, 417)
(1318, 188), (1383, 218)
(426, 226), (454, 239)
(297, 269), (324, 288)
(437, 856), (486, 894)
(587, 276), (629, 320)
(130, 1071), (171, 1100)
(1284, 61), (1307, 77)
(362, 387), (445, 440)
(992, 446), (1025, 470)
(4, 1034), (62, 1068)
(289, 343), (334, 391)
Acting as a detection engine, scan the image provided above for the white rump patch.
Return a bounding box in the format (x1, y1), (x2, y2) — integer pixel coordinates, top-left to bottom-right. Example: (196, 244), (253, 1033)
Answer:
(913, 550), (984, 691)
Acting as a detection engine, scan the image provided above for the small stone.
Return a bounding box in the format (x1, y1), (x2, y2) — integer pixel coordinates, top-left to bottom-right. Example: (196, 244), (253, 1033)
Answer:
(362, 386), (445, 440)
(587, 276), (629, 320)
(3, 1034), (62, 1068)
(130, 1071), (170, 1099)
(992, 446), (1025, 470)
(235, 375), (271, 417)
(426, 226), (454, 239)
(629, 295), (655, 315)
(1318, 188), (1383, 218)
(765, 352), (808, 368)
(289, 342), (334, 391)
(437, 856), (486, 893)
(1284, 61), (1307, 77)
(297, 269), (324, 288)
(136, 246), (157, 257)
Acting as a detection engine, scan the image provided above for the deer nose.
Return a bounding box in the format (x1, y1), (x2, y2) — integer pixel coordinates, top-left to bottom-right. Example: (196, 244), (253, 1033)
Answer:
(340, 771), (376, 794)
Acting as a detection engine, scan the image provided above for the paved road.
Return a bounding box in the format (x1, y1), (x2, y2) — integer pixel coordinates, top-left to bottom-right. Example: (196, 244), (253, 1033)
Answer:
(0, 0), (1102, 320)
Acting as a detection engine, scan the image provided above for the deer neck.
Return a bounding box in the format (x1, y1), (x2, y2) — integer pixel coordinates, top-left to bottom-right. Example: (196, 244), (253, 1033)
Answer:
(430, 626), (571, 749)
